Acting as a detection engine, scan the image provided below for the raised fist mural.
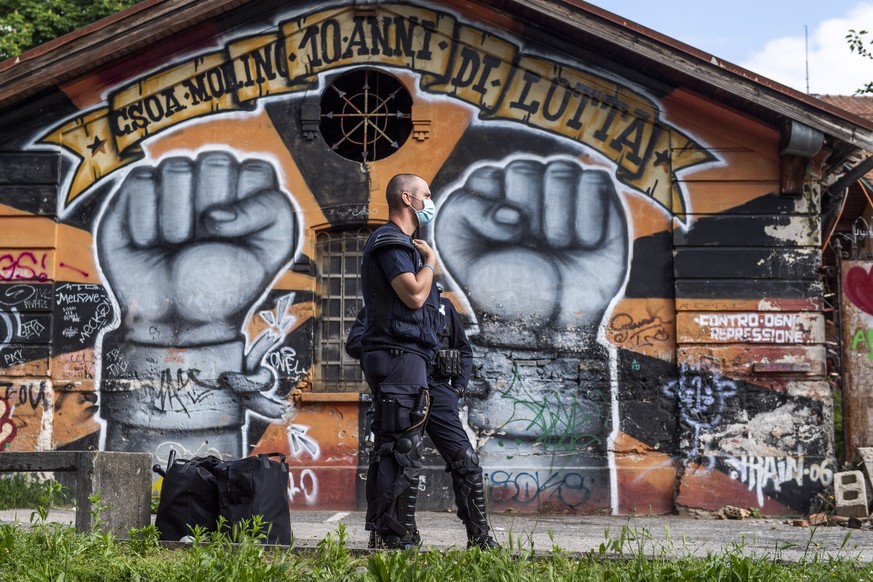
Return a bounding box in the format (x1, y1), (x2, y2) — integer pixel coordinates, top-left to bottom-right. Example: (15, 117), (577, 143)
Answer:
(96, 151), (298, 459)
(435, 158), (628, 351)
(434, 157), (629, 508)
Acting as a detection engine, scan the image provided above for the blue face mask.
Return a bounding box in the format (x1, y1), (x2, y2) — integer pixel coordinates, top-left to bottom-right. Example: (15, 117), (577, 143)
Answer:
(410, 195), (435, 225)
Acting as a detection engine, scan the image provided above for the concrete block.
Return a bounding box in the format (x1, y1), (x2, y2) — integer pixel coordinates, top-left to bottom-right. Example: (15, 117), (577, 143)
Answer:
(852, 447), (873, 491)
(834, 470), (869, 518)
(0, 451), (152, 537)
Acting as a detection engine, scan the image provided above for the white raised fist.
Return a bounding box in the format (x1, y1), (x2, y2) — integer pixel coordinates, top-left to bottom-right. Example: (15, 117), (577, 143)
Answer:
(96, 151), (297, 346)
(435, 158), (628, 349)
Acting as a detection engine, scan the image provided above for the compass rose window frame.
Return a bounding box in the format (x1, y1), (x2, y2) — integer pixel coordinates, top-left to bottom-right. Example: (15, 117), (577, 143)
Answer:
(303, 67), (417, 163)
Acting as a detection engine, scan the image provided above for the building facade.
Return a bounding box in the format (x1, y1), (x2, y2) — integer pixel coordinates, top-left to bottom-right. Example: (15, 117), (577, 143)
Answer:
(0, 0), (871, 516)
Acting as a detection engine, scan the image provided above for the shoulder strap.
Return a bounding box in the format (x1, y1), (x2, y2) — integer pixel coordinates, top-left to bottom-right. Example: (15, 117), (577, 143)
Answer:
(370, 230), (415, 252)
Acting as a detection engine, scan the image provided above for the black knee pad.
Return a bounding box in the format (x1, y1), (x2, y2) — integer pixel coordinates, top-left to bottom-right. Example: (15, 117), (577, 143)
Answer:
(394, 434), (424, 468)
(452, 445), (481, 476)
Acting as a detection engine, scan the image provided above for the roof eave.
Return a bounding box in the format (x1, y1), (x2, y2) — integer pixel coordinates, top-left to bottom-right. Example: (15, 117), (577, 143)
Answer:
(505, 0), (873, 152)
(0, 0), (871, 153)
(0, 0), (247, 111)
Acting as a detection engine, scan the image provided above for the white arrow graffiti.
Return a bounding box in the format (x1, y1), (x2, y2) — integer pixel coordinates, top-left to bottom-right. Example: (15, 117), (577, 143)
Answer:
(287, 424), (320, 459)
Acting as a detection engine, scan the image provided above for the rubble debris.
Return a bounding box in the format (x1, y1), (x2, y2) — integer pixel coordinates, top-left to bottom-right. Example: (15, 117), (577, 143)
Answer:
(722, 506), (749, 520)
(808, 512), (828, 526)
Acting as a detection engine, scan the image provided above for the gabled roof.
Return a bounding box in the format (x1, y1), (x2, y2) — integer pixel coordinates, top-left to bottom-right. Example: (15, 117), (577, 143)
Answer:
(0, 0), (871, 154)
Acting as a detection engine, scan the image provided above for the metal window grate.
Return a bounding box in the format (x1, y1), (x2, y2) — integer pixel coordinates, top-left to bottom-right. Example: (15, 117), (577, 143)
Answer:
(316, 228), (371, 392)
(319, 68), (413, 163)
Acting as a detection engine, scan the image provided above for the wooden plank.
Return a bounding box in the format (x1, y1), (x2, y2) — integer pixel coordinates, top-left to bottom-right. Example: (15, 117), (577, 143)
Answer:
(732, 379), (829, 398)
(675, 279), (823, 300)
(674, 215), (821, 247)
(0, 345), (50, 376)
(660, 88), (780, 154)
(0, 282), (53, 313)
(0, 153), (60, 185)
(688, 193), (820, 217)
(0, 186), (57, 216)
(682, 189), (819, 216)
(0, 312), (52, 344)
(675, 297), (823, 312)
(0, 249), (54, 282)
(679, 149), (779, 181)
(677, 345), (826, 377)
(0, 347), (52, 375)
(676, 312), (824, 344)
(0, 216), (57, 247)
(673, 248), (820, 279)
(683, 182), (780, 215)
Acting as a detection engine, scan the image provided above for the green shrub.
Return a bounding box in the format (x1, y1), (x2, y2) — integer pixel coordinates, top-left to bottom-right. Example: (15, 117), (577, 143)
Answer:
(0, 474), (67, 510)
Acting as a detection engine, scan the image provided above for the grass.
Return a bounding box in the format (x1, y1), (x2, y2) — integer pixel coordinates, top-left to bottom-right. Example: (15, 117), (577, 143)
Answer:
(0, 474), (68, 510)
(0, 511), (871, 581)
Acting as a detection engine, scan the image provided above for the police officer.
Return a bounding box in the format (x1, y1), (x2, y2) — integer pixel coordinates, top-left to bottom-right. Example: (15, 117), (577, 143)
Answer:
(346, 294), (498, 549)
(428, 286), (499, 549)
(359, 173), (440, 550)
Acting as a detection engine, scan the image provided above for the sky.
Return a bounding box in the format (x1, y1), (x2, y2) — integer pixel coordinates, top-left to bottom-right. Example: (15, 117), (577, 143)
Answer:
(585, 1), (873, 96)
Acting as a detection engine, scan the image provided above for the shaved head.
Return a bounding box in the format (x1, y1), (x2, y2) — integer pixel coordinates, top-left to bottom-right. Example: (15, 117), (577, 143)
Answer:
(386, 173), (424, 210)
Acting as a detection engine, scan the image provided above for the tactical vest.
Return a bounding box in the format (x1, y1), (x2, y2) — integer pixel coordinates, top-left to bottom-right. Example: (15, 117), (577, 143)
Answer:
(361, 227), (439, 359)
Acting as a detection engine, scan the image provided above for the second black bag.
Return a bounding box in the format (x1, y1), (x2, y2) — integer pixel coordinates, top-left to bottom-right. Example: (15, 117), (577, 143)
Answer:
(213, 453), (292, 545)
(154, 455), (222, 541)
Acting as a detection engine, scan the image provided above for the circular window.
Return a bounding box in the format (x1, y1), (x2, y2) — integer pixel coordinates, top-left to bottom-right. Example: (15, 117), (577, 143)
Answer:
(319, 69), (413, 163)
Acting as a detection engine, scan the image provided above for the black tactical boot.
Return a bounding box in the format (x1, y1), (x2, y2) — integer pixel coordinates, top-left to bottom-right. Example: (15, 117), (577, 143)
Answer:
(467, 534), (500, 549)
(461, 468), (499, 549)
(380, 533), (417, 550)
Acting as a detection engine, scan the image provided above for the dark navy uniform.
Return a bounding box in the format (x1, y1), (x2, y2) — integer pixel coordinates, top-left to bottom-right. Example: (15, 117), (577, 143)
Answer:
(348, 292), (497, 548)
(427, 295), (498, 548)
(359, 222), (439, 549)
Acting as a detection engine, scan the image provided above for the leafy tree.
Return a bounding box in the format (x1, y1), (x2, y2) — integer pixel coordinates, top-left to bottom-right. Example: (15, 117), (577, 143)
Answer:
(0, 0), (139, 60)
(847, 29), (873, 94)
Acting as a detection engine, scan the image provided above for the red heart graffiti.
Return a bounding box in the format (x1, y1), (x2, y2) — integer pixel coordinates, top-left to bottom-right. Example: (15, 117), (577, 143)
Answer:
(844, 266), (873, 316)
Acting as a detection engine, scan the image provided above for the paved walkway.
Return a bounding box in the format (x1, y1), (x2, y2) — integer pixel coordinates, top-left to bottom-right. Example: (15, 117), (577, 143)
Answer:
(1, 508), (869, 561)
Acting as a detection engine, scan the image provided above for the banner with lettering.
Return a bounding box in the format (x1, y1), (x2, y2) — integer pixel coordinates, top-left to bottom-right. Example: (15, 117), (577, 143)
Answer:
(40, 2), (712, 218)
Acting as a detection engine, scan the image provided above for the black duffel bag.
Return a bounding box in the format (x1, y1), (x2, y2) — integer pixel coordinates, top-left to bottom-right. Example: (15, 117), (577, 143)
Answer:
(213, 453), (292, 545)
(154, 453), (222, 541)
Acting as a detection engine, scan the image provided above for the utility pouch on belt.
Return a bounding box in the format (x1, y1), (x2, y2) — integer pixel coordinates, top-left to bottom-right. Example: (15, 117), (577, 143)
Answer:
(410, 388), (429, 427)
(436, 349), (461, 376)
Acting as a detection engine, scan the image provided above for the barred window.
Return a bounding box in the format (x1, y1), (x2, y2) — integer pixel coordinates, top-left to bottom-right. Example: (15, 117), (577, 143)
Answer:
(315, 228), (371, 392)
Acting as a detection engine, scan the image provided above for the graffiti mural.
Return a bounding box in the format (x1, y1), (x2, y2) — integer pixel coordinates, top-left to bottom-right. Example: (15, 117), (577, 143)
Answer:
(94, 151), (299, 458)
(661, 366), (737, 464)
(841, 261), (873, 461)
(0, 396), (16, 448)
(0, 0), (833, 516)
